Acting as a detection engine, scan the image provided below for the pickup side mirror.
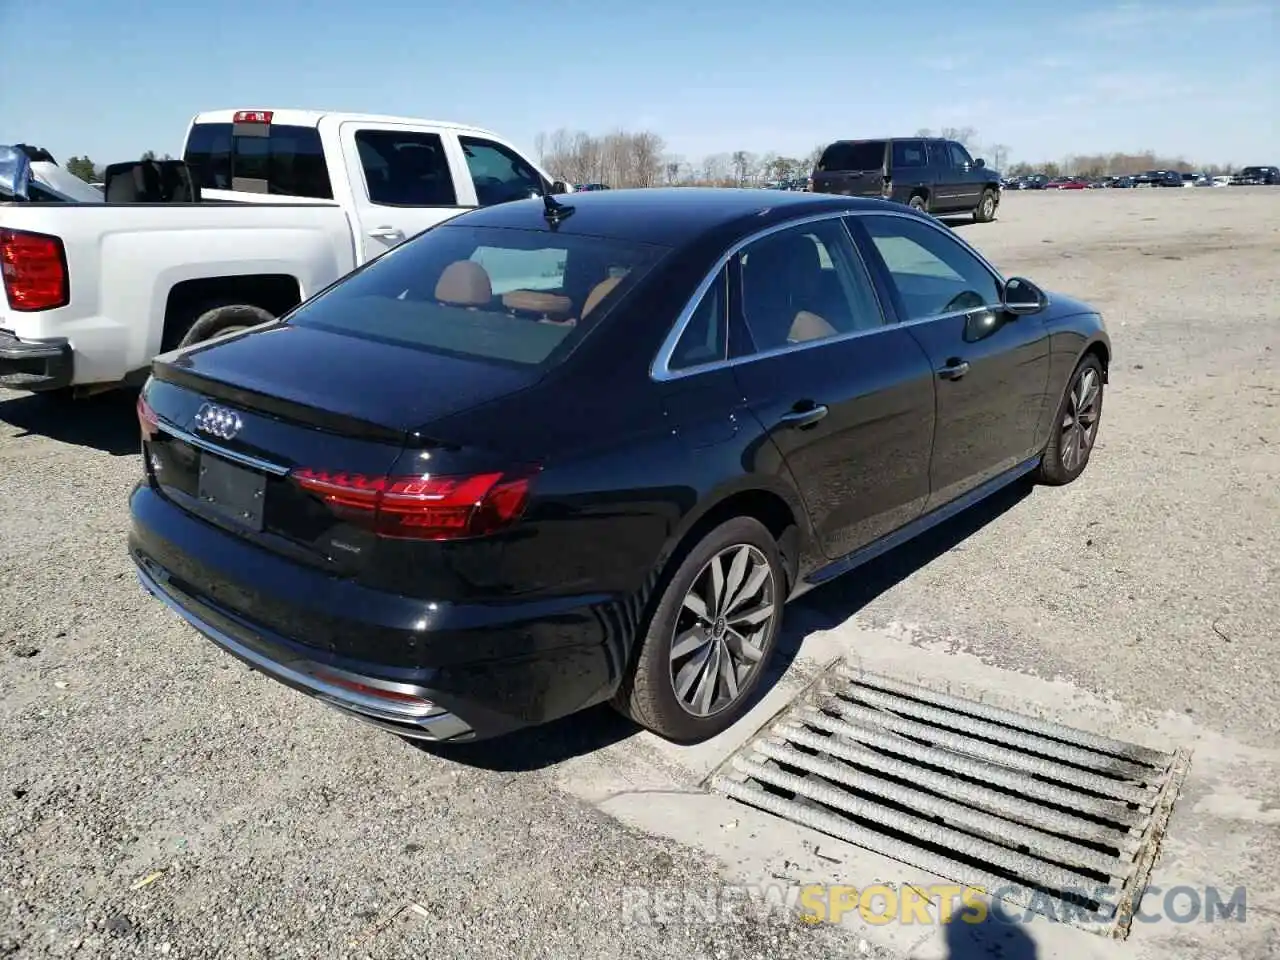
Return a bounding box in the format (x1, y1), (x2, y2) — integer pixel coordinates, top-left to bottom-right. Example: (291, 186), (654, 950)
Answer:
(0, 145), (33, 201)
(1003, 276), (1048, 315)
(973, 157), (986, 169)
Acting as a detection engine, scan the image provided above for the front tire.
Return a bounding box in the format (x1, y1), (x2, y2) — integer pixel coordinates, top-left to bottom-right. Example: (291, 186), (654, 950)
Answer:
(908, 193), (929, 214)
(1038, 355), (1104, 485)
(974, 188), (998, 223)
(613, 517), (785, 742)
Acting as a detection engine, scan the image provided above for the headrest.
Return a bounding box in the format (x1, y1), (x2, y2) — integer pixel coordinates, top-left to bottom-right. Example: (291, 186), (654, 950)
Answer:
(435, 261), (493, 306)
(582, 276), (622, 318)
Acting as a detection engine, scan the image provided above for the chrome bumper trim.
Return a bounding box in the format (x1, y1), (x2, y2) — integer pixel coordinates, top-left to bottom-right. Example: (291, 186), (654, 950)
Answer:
(134, 561), (473, 741)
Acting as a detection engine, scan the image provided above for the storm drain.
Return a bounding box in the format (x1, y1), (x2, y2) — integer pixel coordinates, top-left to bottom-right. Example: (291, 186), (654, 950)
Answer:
(709, 662), (1189, 938)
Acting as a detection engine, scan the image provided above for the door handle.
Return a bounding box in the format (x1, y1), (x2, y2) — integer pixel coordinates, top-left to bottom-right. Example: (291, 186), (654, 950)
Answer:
(367, 226), (406, 243)
(778, 403), (829, 429)
(937, 360), (970, 380)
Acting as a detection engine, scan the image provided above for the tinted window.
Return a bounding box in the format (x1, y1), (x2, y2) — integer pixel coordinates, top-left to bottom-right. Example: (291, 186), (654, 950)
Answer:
(460, 136), (545, 206)
(817, 141), (886, 172)
(669, 268), (728, 371)
(183, 122), (332, 198)
(287, 224), (664, 368)
(737, 219), (884, 353)
(947, 142), (974, 168)
(355, 130), (457, 207)
(891, 140), (928, 169)
(859, 214), (1001, 320)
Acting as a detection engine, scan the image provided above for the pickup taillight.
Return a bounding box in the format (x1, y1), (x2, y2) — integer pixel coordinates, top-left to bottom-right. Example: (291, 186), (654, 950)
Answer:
(0, 228), (70, 311)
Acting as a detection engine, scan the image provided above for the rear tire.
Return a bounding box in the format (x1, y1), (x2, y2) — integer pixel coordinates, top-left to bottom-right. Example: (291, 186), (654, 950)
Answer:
(1038, 355), (1104, 485)
(974, 188), (998, 223)
(168, 302), (276, 351)
(612, 516), (786, 743)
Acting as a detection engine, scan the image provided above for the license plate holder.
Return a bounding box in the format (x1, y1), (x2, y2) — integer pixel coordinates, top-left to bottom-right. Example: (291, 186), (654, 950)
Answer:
(197, 453), (266, 531)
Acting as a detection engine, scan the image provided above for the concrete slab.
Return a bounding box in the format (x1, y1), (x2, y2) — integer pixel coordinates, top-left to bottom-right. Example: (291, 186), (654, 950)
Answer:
(555, 619), (1280, 959)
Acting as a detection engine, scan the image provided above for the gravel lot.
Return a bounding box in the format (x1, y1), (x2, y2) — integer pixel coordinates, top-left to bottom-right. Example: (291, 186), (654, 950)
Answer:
(2, 186), (1278, 959)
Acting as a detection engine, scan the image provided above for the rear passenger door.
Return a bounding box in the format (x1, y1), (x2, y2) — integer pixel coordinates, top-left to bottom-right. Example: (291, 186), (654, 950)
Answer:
(725, 217), (937, 561)
(337, 122), (471, 262)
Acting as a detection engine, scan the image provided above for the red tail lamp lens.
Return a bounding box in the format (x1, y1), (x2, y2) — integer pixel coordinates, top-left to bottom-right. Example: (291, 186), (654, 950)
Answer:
(137, 393), (159, 441)
(290, 466), (538, 540)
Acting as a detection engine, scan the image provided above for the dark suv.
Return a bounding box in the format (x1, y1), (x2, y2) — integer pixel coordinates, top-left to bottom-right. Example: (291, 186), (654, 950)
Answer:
(810, 137), (1002, 222)
(1233, 166), (1280, 185)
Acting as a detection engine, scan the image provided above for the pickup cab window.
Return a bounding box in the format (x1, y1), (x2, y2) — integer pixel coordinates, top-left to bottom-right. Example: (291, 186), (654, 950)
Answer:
(354, 130), (458, 207)
(459, 136), (546, 206)
(183, 122), (333, 199)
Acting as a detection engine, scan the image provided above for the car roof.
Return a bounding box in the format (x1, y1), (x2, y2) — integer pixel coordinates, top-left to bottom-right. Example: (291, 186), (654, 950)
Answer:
(441, 188), (911, 247)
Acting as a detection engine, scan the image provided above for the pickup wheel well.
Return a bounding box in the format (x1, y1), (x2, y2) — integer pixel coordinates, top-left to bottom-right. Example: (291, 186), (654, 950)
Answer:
(162, 275), (302, 351)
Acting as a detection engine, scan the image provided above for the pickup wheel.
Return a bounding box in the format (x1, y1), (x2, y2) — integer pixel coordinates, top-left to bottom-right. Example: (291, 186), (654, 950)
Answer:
(170, 302), (276, 351)
(908, 193), (930, 213)
(974, 188), (998, 223)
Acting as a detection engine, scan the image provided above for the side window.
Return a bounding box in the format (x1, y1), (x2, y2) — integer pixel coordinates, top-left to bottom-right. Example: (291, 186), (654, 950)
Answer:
(858, 214), (1002, 320)
(459, 137), (545, 207)
(355, 130), (457, 207)
(891, 140), (927, 169)
(737, 219), (884, 354)
(669, 268), (728, 371)
(947, 142), (974, 168)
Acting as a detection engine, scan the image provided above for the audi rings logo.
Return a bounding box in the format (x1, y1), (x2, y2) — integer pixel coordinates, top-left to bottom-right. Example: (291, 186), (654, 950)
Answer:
(193, 403), (244, 441)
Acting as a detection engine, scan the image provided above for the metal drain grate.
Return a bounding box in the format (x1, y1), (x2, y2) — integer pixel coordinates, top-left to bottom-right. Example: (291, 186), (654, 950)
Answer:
(709, 662), (1189, 938)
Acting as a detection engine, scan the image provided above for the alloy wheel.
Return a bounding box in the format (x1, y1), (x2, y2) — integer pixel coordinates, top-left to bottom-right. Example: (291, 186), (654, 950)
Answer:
(669, 544), (777, 718)
(981, 192), (996, 219)
(1060, 367), (1101, 472)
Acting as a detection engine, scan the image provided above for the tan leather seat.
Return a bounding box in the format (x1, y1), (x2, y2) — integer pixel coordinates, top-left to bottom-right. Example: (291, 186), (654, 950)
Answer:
(789, 309), (838, 342)
(582, 275), (622, 318)
(435, 261), (493, 307)
(502, 290), (574, 318)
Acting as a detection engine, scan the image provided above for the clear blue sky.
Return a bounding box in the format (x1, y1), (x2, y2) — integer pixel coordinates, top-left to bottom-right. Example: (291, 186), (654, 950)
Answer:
(1, 0), (1275, 170)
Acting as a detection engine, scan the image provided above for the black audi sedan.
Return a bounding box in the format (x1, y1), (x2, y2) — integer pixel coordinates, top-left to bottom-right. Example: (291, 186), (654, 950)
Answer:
(129, 188), (1110, 745)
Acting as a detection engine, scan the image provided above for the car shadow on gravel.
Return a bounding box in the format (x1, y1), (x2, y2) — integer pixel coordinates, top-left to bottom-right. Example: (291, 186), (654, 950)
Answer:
(417, 476), (1036, 773)
(0, 389), (141, 456)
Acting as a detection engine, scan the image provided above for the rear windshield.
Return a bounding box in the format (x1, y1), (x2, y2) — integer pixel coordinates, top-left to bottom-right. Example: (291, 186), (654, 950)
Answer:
(286, 224), (666, 368)
(818, 141), (886, 172)
(183, 122), (333, 199)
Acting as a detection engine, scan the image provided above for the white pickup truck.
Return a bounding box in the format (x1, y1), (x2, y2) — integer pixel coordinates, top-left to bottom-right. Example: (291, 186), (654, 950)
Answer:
(0, 109), (569, 395)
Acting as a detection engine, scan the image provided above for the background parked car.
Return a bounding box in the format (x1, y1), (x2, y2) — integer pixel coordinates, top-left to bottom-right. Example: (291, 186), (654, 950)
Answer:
(810, 136), (1002, 222)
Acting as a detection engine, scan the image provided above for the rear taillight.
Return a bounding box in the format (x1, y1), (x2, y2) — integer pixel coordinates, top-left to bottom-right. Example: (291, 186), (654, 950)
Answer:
(136, 393), (159, 441)
(290, 466), (539, 541)
(0, 228), (69, 311)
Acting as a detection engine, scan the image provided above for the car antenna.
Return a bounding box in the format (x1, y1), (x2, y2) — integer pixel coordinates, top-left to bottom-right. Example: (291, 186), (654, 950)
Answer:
(542, 193), (575, 228)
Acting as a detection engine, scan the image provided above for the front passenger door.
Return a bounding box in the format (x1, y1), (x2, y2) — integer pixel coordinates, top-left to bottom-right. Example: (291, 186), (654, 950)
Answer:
(849, 213), (1051, 510)
(457, 135), (549, 207)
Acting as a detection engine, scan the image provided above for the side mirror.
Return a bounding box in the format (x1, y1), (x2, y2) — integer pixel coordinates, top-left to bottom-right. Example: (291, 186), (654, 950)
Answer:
(0, 145), (33, 201)
(973, 158), (986, 169)
(1003, 277), (1047, 315)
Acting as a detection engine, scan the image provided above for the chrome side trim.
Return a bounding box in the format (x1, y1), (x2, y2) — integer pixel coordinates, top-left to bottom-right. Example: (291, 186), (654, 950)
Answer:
(649, 206), (1013, 384)
(154, 417), (291, 476)
(134, 561), (473, 741)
